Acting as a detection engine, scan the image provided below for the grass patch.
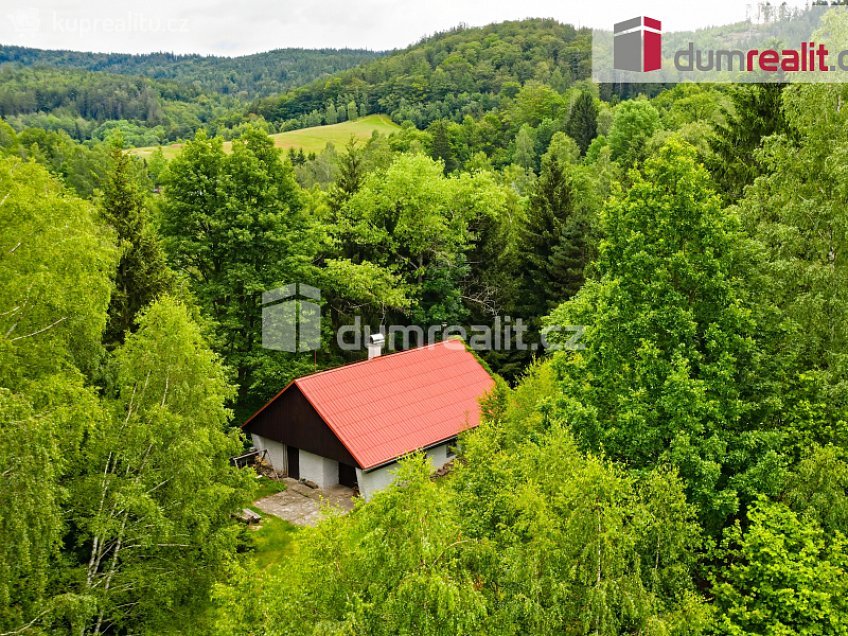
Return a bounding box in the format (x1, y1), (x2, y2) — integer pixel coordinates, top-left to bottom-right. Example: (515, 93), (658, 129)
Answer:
(253, 475), (287, 500)
(243, 474), (296, 570)
(131, 114), (400, 160)
(248, 510), (299, 570)
(269, 114), (400, 154)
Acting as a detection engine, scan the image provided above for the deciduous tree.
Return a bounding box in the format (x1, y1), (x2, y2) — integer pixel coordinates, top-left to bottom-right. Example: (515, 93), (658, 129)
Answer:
(548, 140), (786, 532)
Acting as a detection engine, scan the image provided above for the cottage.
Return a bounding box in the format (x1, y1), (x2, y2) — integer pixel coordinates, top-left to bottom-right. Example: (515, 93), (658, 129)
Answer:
(242, 339), (495, 499)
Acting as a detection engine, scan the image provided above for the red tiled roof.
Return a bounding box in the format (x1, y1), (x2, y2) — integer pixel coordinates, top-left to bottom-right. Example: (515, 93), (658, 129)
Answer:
(248, 340), (495, 470)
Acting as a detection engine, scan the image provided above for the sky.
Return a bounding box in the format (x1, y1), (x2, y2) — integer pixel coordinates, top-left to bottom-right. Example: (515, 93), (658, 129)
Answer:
(0, 1), (803, 56)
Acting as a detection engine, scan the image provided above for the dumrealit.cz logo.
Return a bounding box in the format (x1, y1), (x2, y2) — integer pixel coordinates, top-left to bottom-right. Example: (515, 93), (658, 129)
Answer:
(613, 16), (662, 72)
(598, 7), (848, 83)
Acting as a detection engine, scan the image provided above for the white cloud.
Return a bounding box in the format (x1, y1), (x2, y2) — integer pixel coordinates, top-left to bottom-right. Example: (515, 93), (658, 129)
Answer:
(0, 0), (793, 56)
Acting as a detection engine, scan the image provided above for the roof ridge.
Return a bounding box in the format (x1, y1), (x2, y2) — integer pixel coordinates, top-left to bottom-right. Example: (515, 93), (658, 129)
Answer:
(295, 339), (455, 384)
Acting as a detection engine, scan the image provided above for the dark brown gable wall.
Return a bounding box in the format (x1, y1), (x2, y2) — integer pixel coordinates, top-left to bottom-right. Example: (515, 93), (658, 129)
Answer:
(244, 385), (360, 468)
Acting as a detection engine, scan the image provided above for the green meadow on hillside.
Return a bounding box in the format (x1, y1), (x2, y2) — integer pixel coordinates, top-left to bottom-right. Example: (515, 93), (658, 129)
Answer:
(131, 114), (400, 159)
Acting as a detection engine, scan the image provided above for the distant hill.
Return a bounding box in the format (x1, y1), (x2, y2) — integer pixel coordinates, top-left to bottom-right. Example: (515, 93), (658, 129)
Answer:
(130, 114), (401, 160)
(0, 45), (385, 99)
(0, 19), (593, 145)
(251, 19), (591, 129)
(0, 64), (233, 144)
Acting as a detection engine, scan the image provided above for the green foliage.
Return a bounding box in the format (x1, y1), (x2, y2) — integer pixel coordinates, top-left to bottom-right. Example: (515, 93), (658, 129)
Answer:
(337, 153), (516, 329)
(0, 118), (17, 150)
(100, 143), (173, 345)
(0, 47), (382, 144)
(329, 137), (367, 206)
(508, 82), (567, 129)
(519, 133), (595, 318)
(215, 366), (708, 635)
(513, 124), (537, 171)
(160, 126), (315, 411)
(607, 100), (662, 168)
(732, 81), (848, 457)
(325, 101), (338, 125)
(321, 259), (410, 313)
(4, 18), (848, 634)
(0, 381), (103, 632)
(708, 84), (787, 201)
(0, 157), (114, 631)
(0, 139), (269, 634)
(252, 476), (288, 500)
(71, 297), (249, 634)
(454, 420), (706, 635)
(253, 20), (589, 131)
(429, 119), (458, 173)
(0, 45), (382, 100)
(785, 445), (848, 534)
(712, 498), (848, 635)
(215, 456), (489, 636)
(249, 514), (299, 571)
(547, 140), (786, 532)
(566, 90), (598, 156)
(1, 125), (112, 197)
(0, 156), (116, 381)
(0, 65), (213, 144)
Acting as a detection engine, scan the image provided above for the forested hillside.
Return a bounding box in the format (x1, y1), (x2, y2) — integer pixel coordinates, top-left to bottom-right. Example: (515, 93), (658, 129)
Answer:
(252, 19), (591, 129)
(0, 65), (226, 144)
(1, 20), (592, 146)
(0, 45), (383, 97)
(0, 46), (382, 144)
(2, 6), (848, 635)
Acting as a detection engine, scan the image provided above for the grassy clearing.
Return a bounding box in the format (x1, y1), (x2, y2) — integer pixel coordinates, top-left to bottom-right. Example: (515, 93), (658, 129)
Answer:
(244, 475), (297, 570)
(131, 114), (400, 160)
(268, 114), (400, 154)
(247, 508), (299, 570)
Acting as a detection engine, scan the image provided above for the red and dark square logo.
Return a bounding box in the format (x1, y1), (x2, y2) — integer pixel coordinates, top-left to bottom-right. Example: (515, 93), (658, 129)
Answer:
(613, 17), (662, 72)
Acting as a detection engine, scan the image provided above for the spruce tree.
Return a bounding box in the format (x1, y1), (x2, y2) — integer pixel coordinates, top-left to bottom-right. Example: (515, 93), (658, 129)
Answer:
(519, 152), (591, 318)
(329, 137), (366, 215)
(709, 83), (787, 201)
(100, 143), (172, 346)
(429, 119), (456, 173)
(566, 90), (598, 156)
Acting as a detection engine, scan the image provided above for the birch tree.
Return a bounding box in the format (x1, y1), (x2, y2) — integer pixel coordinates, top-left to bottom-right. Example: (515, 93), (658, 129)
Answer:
(73, 297), (251, 634)
(0, 156), (115, 632)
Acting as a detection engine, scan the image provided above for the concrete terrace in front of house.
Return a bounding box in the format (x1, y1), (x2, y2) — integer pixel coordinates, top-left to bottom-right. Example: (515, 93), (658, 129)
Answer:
(254, 478), (355, 526)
